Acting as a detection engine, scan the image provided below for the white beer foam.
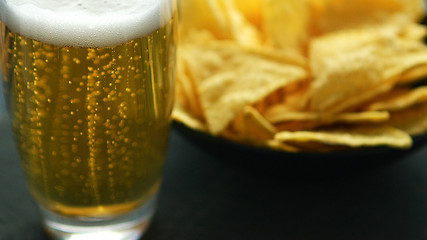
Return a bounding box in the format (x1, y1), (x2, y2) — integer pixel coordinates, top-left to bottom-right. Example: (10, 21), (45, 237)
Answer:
(0, 0), (174, 47)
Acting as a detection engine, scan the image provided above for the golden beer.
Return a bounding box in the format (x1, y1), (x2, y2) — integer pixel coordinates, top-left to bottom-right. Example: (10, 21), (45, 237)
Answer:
(0, 0), (176, 219)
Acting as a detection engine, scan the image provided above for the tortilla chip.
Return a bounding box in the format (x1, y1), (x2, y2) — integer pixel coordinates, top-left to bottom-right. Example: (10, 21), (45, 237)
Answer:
(266, 139), (301, 153)
(221, 0), (263, 47)
(365, 86), (427, 111)
(231, 106), (277, 141)
(254, 80), (310, 115)
(398, 65), (427, 84)
(386, 50), (427, 83)
(401, 23), (427, 41)
(265, 104), (389, 123)
(263, 0), (310, 53)
(176, 49), (205, 120)
(398, 0), (426, 22)
(173, 104), (207, 132)
(178, 0), (230, 39)
(265, 103), (390, 131)
(275, 121), (321, 132)
(310, 0), (425, 35)
(309, 22), (426, 74)
(243, 45), (308, 68)
(234, 0), (263, 29)
(182, 41), (307, 134)
(309, 23), (427, 113)
(389, 102), (427, 136)
(275, 125), (412, 149)
(179, 0), (262, 46)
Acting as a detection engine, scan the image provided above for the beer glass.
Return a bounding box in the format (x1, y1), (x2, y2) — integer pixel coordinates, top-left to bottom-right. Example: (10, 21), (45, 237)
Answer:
(0, 0), (176, 239)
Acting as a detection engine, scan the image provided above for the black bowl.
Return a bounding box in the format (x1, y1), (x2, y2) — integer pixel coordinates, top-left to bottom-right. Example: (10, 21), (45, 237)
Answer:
(173, 122), (427, 179)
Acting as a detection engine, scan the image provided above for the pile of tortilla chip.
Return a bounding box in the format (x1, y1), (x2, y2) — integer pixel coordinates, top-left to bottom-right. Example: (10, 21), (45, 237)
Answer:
(174, 0), (427, 153)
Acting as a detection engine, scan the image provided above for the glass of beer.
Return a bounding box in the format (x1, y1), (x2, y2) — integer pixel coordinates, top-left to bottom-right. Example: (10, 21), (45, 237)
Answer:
(0, 0), (176, 239)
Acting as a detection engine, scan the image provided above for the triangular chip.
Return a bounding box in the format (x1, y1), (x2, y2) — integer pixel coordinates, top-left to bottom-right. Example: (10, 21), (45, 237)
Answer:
(265, 139), (300, 153)
(401, 22), (427, 41)
(182, 41), (307, 134)
(231, 106), (277, 141)
(265, 104), (390, 124)
(234, 0), (263, 29)
(386, 51), (427, 83)
(398, 65), (427, 84)
(263, 0), (310, 54)
(173, 104), (207, 132)
(311, 0), (425, 35)
(398, 0), (426, 21)
(265, 103), (389, 131)
(309, 23), (427, 113)
(253, 80), (310, 114)
(275, 125), (412, 149)
(222, 0), (262, 47)
(178, 0), (230, 40)
(364, 86), (427, 111)
(176, 50), (205, 120)
(389, 102), (427, 136)
(179, 0), (262, 46)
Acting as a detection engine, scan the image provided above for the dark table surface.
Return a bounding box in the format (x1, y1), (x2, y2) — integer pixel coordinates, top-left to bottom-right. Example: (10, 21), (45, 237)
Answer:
(3, 99), (427, 240)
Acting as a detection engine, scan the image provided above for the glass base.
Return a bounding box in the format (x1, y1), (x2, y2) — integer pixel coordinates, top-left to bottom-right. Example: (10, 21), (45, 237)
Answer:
(40, 194), (158, 240)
